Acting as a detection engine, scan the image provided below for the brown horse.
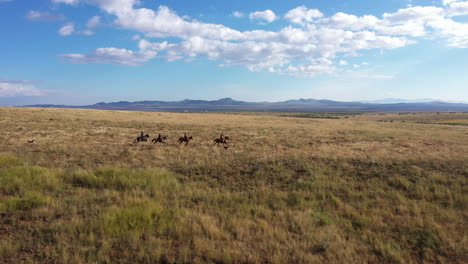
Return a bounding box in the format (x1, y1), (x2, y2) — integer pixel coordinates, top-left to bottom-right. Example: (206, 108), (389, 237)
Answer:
(178, 136), (193, 146)
(151, 136), (168, 144)
(134, 134), (150, 143)
(214, 136), (230, 147)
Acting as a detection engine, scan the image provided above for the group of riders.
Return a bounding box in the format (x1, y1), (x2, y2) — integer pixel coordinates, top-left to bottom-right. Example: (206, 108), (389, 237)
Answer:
(136, 130), (229, 147)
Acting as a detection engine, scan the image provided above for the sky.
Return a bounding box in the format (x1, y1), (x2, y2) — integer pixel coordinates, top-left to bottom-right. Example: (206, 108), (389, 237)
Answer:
(1, 0), (468, 105)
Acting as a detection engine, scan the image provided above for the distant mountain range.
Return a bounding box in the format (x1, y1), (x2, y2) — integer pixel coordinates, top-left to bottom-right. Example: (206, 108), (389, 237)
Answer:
(24, 98), (468, 112)
(359, 98), (468, 104)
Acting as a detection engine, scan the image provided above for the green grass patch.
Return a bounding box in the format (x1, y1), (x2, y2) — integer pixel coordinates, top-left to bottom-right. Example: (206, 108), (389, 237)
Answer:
(102, 202), (179, 237)
(70, 168), (180, 193)
(0, 166), (62, 195)
(312, 212), (334, 226)
(0, 191), (51, 213)
(0, 154), (22, 167)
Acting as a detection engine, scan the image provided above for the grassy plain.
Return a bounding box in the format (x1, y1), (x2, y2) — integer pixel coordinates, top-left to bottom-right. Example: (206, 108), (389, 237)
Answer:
(0, 107), (467, 263)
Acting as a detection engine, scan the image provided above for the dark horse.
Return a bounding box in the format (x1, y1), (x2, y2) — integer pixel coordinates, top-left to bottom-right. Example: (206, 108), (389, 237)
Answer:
(134, 134), (150, 143)
(151, 136), (168, 144)
(214, 136), (230, 147)
(178, 136), (193, 146)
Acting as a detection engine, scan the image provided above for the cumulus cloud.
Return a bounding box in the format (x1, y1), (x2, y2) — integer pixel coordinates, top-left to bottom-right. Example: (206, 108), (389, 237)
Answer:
(54, 1), (468, 76)
(26, 10), (65, 21)
(109, 5), (244, 40)
(0, 81), (51, 97)
(249, 10), (277, 24)
(59, 22), (75, 36)
(320, 13), (380, 31)
(445, 1), (468, 16)
(285, 6), (323, 25)
(58, 46), (157, 65)
(442, 0), (458, 5)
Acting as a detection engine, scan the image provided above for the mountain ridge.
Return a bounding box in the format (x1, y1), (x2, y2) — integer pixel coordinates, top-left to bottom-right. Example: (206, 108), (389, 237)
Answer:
(23, 97), (468, 112)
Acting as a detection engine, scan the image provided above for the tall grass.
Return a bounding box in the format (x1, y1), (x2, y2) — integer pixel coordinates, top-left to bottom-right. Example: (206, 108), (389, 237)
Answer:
(0, 107), (467, 263)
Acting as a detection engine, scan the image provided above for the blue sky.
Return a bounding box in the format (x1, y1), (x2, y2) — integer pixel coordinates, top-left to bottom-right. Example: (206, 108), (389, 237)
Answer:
(1, 0), (468, 105)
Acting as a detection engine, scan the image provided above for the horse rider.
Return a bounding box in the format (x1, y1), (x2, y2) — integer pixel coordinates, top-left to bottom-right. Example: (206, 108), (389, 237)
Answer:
(140, 131), (144, 138)
(184, 131), (188, 141)
(157, 132), (162, 141)
(220, 132), (224, 141)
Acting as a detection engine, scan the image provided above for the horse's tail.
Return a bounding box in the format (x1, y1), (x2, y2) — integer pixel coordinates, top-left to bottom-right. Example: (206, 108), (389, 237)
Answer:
(134, 137), (139, 143)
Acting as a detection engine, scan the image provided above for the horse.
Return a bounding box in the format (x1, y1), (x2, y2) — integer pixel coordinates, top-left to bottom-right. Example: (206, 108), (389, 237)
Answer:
(214, 136), (230, 147)
(151, 136), (168, 144)
(178, 136), (193, 146)
(134, 134), (150, 143)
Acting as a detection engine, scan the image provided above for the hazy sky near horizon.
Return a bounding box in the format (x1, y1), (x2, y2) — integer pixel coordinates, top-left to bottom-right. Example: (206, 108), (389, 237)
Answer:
(1, 0), (468, 105)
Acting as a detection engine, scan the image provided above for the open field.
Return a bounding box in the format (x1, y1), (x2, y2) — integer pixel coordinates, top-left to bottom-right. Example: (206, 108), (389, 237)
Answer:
(0, 107), (467, 263)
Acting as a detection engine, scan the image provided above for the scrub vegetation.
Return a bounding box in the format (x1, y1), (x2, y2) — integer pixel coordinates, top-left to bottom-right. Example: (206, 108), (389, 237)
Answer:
(0, 107), (467, 263)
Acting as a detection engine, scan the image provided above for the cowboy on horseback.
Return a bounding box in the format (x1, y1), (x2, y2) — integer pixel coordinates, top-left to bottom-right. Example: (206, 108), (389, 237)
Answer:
(220, 131), (224, 141)
(178, 132), (193, 146)
(134, 132), (150, 143)
(152, 132), (167, 144)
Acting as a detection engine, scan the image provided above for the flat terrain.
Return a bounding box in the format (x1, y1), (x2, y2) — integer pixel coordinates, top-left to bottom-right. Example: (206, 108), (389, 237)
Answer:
(0, 107), (467, 263)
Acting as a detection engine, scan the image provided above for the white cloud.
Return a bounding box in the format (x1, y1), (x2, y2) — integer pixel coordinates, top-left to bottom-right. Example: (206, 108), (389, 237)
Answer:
(320, 12), (380, 31)
(445, 1), (468, 16)
(87, 15), (101, 28)
(372, 74), (395, 79)
(52, 0), (79, 4)
(59, 46), (157, 65)
(338, 60), (348, 66)
(54, 1), (468, 76)
(249, 10), (277, 24)
(111, 5), (244, 40)
(81, 29), (94, 36)
(26, 10), (65, 21)
(285, 6), (323, 25)
(442, 0), (458, 5)
(382, 6), (444, 24)
(0, 82), (51, 97)
(232, 11), (244, 18)
(282, 59), (336, 77)
(59, 22), (75, 36)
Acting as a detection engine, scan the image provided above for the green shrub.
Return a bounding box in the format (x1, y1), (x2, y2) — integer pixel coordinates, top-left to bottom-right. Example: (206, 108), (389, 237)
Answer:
(286, 192), (302, 207)
(412, 229), (435, 249)
(351, 217), (368, 230)
(313, 212), (333, 226)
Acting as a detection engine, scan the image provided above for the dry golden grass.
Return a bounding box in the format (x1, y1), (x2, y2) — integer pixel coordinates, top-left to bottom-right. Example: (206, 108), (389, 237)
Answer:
(0, 107), (467, 263)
